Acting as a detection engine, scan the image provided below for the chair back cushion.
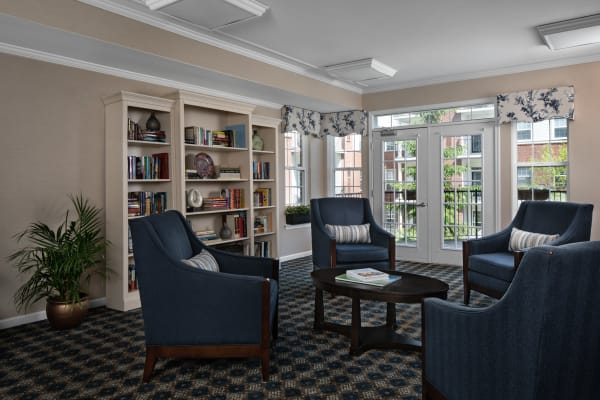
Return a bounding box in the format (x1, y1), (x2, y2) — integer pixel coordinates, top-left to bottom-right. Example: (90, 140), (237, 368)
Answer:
(314, 197), (367, 226)
(143, 211), (194, 260)
(517, 201), (587, 235)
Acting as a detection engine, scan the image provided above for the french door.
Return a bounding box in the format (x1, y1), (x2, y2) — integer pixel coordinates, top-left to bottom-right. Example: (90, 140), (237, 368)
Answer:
(371, 122), (495, 265)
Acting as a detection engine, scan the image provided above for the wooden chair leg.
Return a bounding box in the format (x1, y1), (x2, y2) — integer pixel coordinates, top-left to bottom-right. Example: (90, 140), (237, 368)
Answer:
(464, 287), (470, 305)
(142, 347), (158, 383)
(261, 350), (269, 381)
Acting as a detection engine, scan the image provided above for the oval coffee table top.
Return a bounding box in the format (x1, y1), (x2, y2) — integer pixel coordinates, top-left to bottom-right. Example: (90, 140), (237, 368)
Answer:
(311, 267), (449, 303)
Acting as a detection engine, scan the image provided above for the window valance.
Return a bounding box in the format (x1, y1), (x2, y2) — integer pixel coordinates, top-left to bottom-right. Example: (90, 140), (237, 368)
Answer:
(320, 110), (368, 137)
(281, 105), (321, 136)
(282, 106), (368, 138)
(496, 86), (575, 124)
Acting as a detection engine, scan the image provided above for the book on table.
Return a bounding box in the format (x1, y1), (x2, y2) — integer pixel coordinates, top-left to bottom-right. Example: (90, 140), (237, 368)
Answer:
(335, 273), (401, 287)
(346, 267), (390, 282)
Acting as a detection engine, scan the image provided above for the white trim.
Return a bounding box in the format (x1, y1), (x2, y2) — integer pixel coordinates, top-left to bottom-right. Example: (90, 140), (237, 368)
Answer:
(0, 297), (107, 330)
(279, 250), (312, 263)
(77, 0), (362, 94)
(0, 42), (282, 110)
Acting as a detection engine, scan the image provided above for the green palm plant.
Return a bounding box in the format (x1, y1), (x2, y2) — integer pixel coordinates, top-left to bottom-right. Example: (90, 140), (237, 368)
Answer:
(9, 194), (110, 311)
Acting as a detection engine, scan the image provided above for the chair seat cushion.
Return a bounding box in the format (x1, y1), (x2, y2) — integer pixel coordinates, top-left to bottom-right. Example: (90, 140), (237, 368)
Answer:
(469, 252), (516, 282)
(336, 244), (389, 263)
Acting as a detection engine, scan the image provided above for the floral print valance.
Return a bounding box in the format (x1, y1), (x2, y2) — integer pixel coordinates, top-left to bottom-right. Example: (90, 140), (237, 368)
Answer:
(281, 105), (321, 136)
(282, 106), (368, 138)
(496, 86), (575, 124)
(320, 110), (368, 137)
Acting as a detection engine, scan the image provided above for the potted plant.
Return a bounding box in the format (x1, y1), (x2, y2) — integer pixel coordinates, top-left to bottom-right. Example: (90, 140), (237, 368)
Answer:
(8, 194), (110, 330)
(285, 204), (311, 225)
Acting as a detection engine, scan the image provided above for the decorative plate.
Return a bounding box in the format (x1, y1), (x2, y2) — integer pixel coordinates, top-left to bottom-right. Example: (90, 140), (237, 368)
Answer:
(194, 152), (215, 179)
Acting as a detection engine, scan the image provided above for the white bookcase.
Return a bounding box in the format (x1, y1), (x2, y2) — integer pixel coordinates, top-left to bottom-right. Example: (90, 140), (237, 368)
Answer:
(104, 90), (281, 311)
(104, 92), (175, 311)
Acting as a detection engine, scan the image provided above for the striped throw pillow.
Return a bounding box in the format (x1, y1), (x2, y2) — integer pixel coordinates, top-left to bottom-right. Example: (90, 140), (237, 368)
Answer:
(508, 227), (559, 251)
(325, 223), (371, 244)
(181, 249), (220, 272)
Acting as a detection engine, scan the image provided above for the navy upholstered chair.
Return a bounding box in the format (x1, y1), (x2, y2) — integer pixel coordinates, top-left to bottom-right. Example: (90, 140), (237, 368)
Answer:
(422, 241), (600, 400)
(129, 210), (278, 382)
(462, 200), (592, 304)
(310, 197), (395, 270)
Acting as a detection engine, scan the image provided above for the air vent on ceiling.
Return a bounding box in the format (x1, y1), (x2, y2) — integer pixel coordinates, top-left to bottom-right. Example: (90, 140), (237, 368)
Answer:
(323, 58), (397, 86)
(144, 0), (269, 30)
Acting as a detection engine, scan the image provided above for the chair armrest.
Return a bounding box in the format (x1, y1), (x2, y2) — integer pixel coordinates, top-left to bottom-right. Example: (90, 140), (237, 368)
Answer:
(209, 247), (279, 280)
(465, 226), (512, 255)
(311, 215), (336, 268)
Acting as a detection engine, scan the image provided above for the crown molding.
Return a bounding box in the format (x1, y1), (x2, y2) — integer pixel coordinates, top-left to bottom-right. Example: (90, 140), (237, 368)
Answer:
(77, 0), (363, 94)
(362, 53), (600, 94)
(0, 42), (283, 109)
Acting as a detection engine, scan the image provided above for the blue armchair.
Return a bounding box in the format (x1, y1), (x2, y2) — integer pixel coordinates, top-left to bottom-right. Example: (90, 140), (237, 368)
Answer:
(422, 241), (600, 400)
(129, 210), (278, 382)
(463, 200), (592, 304)
(310, 197), (395, 270)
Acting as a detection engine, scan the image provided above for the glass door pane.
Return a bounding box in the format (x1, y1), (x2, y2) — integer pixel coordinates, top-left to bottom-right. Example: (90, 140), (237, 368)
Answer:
(441, 134), (483, 249)
(383, 139), (418, 246)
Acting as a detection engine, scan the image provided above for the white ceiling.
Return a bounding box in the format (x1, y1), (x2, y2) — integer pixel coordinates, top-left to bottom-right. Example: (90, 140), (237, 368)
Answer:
(3, 0), (600, 111)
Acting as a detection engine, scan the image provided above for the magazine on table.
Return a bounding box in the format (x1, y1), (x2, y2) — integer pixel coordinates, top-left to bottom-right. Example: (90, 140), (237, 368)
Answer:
(335, 273), (401, 287)
(346, 267), (390, 282)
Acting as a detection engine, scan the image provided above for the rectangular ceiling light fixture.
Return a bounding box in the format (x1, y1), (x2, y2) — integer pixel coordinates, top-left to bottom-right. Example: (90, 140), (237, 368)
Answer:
(537, 13), (600, 50)
(144, 0), (268, 29)
(324, 58), (397, 84)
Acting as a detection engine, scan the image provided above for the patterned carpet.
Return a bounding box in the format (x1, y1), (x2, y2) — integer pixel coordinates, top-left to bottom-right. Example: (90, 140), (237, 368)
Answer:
(0, 257), (493, 400)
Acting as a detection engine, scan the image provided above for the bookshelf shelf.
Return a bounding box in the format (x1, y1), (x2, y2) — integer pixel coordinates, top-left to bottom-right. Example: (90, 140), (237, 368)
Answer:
(127, 140), (170, 147)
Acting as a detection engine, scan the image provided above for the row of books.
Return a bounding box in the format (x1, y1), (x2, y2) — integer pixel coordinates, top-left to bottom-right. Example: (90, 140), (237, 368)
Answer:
(253, 188), (272, 207)
(128, 118), (167, 142)
(202, 189), (245, 210)
(254, 240), (271, 258)
(224, 212), (247, 239)
(252, 161), (270, 179)
(128, 191), (167, 217)
(127, 153), (169, 180)
(128, 264), (138, 292)
(184, 124), (246, 148)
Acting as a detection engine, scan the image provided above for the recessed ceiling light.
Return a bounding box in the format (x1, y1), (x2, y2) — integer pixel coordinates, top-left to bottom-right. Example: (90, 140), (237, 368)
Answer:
(323, 58), (397, 85)
(537, 13), (600, 50)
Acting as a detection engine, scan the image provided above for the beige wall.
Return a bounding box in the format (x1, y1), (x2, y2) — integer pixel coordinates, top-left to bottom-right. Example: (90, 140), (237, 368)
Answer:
(364, 61), (600, 233)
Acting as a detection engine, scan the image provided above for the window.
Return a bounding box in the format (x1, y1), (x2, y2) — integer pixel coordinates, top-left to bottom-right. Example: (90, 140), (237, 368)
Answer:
(373, 103), (494, 128)
(516, 122), (532, 141)
(332, 134), (362, 197)
(284, 130), (306, 206)
(471, 135), (481, 154)
(515, 118), (568, 203)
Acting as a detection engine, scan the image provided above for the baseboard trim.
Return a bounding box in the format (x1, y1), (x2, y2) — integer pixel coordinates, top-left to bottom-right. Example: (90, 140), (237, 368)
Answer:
(0, 297), (107, 330)
(280, 251), (312, 263)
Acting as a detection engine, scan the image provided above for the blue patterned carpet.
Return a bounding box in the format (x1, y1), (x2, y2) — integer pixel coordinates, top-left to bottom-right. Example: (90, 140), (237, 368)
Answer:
(0, 257), (492, 399)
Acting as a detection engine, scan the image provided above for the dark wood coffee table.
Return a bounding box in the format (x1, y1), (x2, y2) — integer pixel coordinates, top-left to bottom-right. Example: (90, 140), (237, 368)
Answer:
(311, 267), (448, 355)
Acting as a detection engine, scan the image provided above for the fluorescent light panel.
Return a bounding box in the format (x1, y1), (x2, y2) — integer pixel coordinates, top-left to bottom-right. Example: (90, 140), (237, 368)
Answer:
(537, 13), (600, 50)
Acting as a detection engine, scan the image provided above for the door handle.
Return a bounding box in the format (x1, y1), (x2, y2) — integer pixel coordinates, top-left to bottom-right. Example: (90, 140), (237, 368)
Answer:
(415, 202), (428, 207)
